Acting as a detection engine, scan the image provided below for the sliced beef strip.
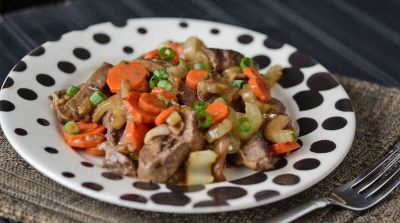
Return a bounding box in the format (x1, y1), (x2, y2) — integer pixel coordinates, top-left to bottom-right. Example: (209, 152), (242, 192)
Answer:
(177, 82), (199, 106)
(101, 141), (137, 176)
(102, 110), (119, 145)
(234, 131), (275, 171)
(203, 48), (244, 73)
(138, 110), (205, 183)
(53, 62), (112, 123)
(132, 59), (173, 73)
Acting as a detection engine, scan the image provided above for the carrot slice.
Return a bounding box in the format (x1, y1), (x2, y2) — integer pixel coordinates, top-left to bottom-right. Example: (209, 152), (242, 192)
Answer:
(242, 67), (259, 79)
(136, 79), (148, 92)
(123, 92), (156, 123)
(144, 49), (159, 59)
(86, 146), (105, 156)
(107, 62), (149, 93)
(185, 69), (208, 90)
(155, 106), (178, 126)
(268, 141), (301, 155)
(77, 122), (98, 132)
(151, 87), (178, 101)
(138, 93), (166, 115)
(248, 77), (270, 102)
(170, 43), (183, 64)
(63, 125), (106, 148)
(205, 102), (229, 124)
(124, 122), (152, 152)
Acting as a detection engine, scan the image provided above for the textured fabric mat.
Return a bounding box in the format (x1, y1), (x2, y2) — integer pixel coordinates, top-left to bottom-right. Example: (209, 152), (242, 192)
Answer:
(0, 75), (399, 223)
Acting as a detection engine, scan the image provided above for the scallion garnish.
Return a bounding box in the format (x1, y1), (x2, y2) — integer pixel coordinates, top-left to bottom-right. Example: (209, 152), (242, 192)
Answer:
(193, 101), (209, 113)
(157, 79), (173, 91)
(239, 117), (252, 132)
(179, 59), (189, 70)
(159, 47), (176, 60)
(240, 57), (253, 70)
(214, 97), (225, 103)
(203, 74), (210, 80)
(232, 80), (247, 89)
(196, 110), (213, 129)
(64, 121), (80, 135)
(194, 63), (207, 70)
(66, 85), (80, 97)
(149, 75), (159, 89)
(154, 68), (169, 79)
(90, 90), (107, 106)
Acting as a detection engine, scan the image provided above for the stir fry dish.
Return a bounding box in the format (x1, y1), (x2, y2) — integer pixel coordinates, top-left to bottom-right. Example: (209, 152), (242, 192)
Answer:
(50, 36), (301, 185)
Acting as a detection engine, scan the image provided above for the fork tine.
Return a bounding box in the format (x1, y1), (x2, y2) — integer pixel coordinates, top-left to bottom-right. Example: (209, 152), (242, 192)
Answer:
(351, 142), (400, 188)
(365, 165), (400, 198)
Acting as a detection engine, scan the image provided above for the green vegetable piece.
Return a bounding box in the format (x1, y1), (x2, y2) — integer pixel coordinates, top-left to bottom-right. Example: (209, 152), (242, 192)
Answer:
(179, 59), (189, 70)
(66, 85), (80, 97)
(149, 75), (159, 89)
(193, 101), (209, 113)
(214, 97), (225, 103)
(90, 90), (107, 106)
(240, 57), (253, 70)
(203, 74), (210, 80)
(154, 68), (168, 80)
(64, 121), (80, 135)
(196, 110), (213, 129)
(232, 80), (247, 89)
(157, 79), (173, 91)
(159, 47), (176, 60)
(239, 117), (252, 132)
(194, 63), (207, 70)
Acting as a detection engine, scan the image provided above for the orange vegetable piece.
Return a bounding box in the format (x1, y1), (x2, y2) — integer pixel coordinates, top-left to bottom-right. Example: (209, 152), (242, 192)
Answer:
(123, 92), (156, 123)
(124, 122), (152, 152)
(107, 62), (149, 93)
(144, 49), (159, 59)
(138, 93), (166, 115)
(155, 106), (178, 126)
(170, 42), (183, 64)
(151, 87), (178, 101)
(86, 146), (105, 156)
(205, 102), (229, 124)
(268, 141), (301, 155)
(63, 124), (106, 148)
(242, 67), (260, 79)
(248, 77), (270, 102)
(185, 69), (208, 90)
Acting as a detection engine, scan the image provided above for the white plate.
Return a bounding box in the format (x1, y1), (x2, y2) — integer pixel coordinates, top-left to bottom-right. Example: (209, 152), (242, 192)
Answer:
(0, 18), (355, 213)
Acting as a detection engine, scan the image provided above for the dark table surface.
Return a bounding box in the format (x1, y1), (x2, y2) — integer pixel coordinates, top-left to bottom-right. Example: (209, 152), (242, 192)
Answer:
(0, 0), (399, 222)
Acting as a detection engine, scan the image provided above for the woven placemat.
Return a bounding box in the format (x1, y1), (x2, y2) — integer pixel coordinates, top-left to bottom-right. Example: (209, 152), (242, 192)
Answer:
(0, 75), (399, 223)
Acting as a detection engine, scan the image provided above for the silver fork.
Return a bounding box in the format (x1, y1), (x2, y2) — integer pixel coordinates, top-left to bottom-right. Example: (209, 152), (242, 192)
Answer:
(265, 141), (400, 223)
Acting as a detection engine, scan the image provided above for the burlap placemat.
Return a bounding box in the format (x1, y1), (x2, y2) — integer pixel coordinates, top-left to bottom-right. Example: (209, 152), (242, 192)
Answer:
(0, 75), (399, 223)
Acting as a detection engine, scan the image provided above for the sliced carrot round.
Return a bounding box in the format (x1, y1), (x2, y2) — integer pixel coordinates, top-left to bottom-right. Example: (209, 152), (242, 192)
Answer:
(205, 102), (229, 124)
(151, 87), (178, 101)
(86, 146), (105, 156)
(138, 93), (166, 115)
(248, 77), (270, 102)
(268, 141), (301, 155)
(144, 49), (160, 59)
(242, 67), (259, 79)
(185, 69), (208, 90)
(155, 106), (178, 126)
(124, 122), (152, 152)
(107, 62), (149, 93)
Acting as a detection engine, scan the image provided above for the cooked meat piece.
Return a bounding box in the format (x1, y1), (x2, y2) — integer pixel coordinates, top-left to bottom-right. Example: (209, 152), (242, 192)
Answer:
(103, 110), (118, 145)
(203, 48), (244, 73)
(101, 141), (137, 176)
(235, 131), (274, 171)
(138, 110), (205, 182)
(53, 62), (112, 123)
(211, 134), (230, 182)
(133, 59), (173, 72)
(178, 82), (199, 106)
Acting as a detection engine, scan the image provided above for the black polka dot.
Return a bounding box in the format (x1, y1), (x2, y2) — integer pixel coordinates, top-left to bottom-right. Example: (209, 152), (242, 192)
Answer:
(207, 187), (247, 201)
(120, 194), (147, 203)
(37, 118), (50, 126)
(57, 61), (76, 74)
(210, 28), (220, 34)
(29, 46), (45, 56)
(335, 99), (353, 112)
(81, 161), (93, 167)
(111, 20), (127, 27)
(123, 46), (133, 54)
(137, 27), (147, 34)
(297, 139), (303, 147)
(293, 90), (323, 111)
(193, 200), (228, 207)
(273, 174), (300, 185)
(310, 140), (336, 153)
(17, 88), (37, 100)
(254, 190), (280, 201)
(179, 22), (188, 28)
(307, 72), (339, 91)
(274, 158), (288, 170)
(238, 34), (253, 44)
(252, 55), (271, 70)
(263, 37), (284, 49)
(133, 181), (160, 191)
(62, 172), (75, 178)
(73, 47), (91, 60)
(166, 184), (205, 193)
(82, 182), (103, 191)
(0, 100), (15, 112)
(44, 147), (58, 154)
(294, 158), (321, 170)
(289, 51), (316, 68)
(102, 172), (123, 180)
(279, 68), (304, 88)
(230, 172), (267, 185)
(2, 77), (14, 88)
(36, 74), (55, 86)
(93, 33), (110, 44)
(14, 128), (27, 136)
(322, 117), (347, 130)
(151, 192), (190, 206)
(297, 117), (318, 136)
(13, 61), (27, 72)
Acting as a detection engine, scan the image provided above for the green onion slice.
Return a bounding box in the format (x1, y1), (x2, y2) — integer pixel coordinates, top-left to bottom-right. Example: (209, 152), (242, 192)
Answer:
(232, 80), (247, 89)
(240, 57), (254, 69)
(214, 97), (225, 103)
(194, 63), (207, 70)
(64, 121), (80, 135)
(239, 117), (252, 132)
(149, 75), (159, 89)
(153, 68), (168, 80)
(196, 111), (213, 129)
(159, 47), (176, 60)
(179, 59), (189, 70)
(66, 85), (80, 97)
(193, 101), (209, 113)
(90, 90), (107, 106)
(157, 79), (173, 91)
(203, 74), (210, 80)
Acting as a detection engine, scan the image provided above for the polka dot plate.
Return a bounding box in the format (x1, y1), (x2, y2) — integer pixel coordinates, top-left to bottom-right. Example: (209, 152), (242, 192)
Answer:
(0, 18), (355, 213)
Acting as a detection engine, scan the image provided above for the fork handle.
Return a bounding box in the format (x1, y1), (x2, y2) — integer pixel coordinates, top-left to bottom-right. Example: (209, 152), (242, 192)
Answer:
(264, 198), (331, 223)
